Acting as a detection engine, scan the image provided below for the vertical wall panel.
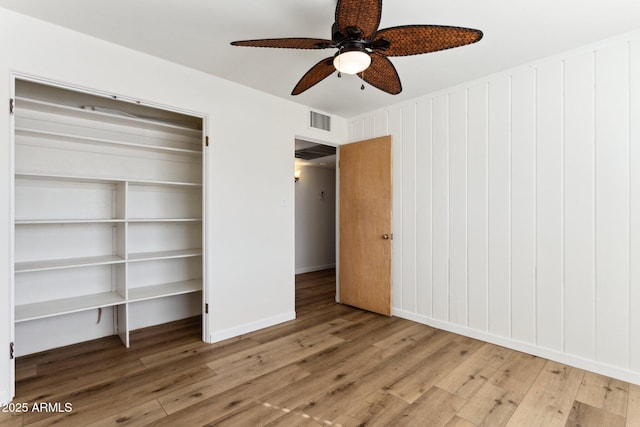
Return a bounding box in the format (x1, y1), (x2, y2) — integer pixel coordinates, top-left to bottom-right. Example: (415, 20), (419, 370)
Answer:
(350, 119), (364, 142)
(416, 98), (433, 317)
(363, 115), (375, 139)
(630, 39), (640, 372)
(416, 99), (433, 317)
(449, 90), (468, 325)
(432, 95), (450, 321)
(388, 108), (404, 310)
(510, 68), (536, 344)
(535, 60), (564, 351)
(401, 104), (417, 313)
(487, 76), (511, 337)
(375, 110), (388, 137)
(563, 51), (596, 359)
(594, 44), (630, 367)
(467, 83), (489, 331)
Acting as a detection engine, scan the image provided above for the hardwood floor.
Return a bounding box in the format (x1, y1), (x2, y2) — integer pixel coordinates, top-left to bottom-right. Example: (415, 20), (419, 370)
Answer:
(3, 269), (639, 426)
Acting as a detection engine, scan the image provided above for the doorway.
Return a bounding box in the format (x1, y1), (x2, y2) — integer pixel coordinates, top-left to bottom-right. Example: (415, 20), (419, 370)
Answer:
(294, 139), (337, 276)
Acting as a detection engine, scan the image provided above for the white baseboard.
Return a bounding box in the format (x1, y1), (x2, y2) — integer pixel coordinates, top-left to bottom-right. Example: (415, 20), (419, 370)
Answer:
(295, 264), (335, 275)
(392, 308), (640, 386)
(208, 311), (296, 344)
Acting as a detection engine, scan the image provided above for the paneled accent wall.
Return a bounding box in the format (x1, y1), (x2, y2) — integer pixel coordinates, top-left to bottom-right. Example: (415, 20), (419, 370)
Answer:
(348, 31), (640, 384)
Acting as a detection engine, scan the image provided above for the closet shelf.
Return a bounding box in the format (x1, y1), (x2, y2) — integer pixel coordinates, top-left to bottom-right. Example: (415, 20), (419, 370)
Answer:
(15, 254), (126, 273)
(128, 279), (202, 302)
(16, 96), (202, 135)
(15, 279), (202, 323)
(15, 171), (202, 188)
(127, 218), (202, 223)
(16, 128), (202, 156)
(128, 248), (203, 262)
(15, 218), (201, 224)
(15, 219), (126, 225)
(15, 249), (203, 272)
(15, 291), (125, 323)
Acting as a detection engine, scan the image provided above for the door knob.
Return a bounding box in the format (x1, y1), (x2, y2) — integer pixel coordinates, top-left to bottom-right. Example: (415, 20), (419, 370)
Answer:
(382, 234), (390, 240)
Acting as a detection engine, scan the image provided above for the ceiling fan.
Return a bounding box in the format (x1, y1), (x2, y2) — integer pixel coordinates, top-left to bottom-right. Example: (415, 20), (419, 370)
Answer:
(231, 0), (483, 96)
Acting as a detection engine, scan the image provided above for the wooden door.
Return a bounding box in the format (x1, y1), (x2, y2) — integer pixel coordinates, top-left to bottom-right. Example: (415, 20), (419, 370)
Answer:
(339, 136), (392, 316)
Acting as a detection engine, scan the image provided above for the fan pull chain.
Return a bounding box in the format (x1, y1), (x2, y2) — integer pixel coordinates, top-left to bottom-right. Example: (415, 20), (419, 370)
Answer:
(360, 71), (365, 90)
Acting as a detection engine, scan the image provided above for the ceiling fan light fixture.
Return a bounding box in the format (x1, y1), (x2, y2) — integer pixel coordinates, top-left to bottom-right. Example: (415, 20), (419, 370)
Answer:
(333, 50), (371, 74)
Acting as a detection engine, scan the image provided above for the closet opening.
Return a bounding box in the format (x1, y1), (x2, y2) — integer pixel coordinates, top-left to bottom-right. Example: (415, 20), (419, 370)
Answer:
(10, 77), (208, 359)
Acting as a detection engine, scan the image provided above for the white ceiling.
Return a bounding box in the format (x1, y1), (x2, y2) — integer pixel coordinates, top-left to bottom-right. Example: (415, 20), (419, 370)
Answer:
(1, 0), (639, 118)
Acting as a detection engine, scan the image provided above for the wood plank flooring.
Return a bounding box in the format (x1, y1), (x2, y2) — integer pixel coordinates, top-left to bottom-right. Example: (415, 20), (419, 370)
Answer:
(3, 269), (639, 426)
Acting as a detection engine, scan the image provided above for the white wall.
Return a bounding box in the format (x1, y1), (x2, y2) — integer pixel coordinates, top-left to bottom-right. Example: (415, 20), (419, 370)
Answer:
(295, 166), (336, 274)
(0, 8), (347, 403)
(349, 29), (640, 384)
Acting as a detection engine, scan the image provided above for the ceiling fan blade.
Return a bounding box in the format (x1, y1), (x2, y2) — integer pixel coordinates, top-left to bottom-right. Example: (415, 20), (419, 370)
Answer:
(292, 57), (336, 95)
(335, 0), (383, 39)
(374, 25), (483, 56)
(231, 38), (334, 49)
(359, 53), (402, 95)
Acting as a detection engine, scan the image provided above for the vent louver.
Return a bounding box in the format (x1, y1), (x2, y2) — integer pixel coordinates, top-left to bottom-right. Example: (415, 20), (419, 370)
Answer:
(310, 111), (331, 131)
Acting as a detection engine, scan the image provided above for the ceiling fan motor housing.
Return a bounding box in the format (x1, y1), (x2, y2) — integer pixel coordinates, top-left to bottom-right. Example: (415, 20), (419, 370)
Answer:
(337, 40), (369, 55)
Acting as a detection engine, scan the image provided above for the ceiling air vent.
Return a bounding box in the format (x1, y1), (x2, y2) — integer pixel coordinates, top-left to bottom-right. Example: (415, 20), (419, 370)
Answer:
(310, 111), (331, 131)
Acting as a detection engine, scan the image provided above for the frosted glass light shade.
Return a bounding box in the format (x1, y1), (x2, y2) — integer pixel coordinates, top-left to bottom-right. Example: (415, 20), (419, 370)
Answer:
(333, 50), (371, 74)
